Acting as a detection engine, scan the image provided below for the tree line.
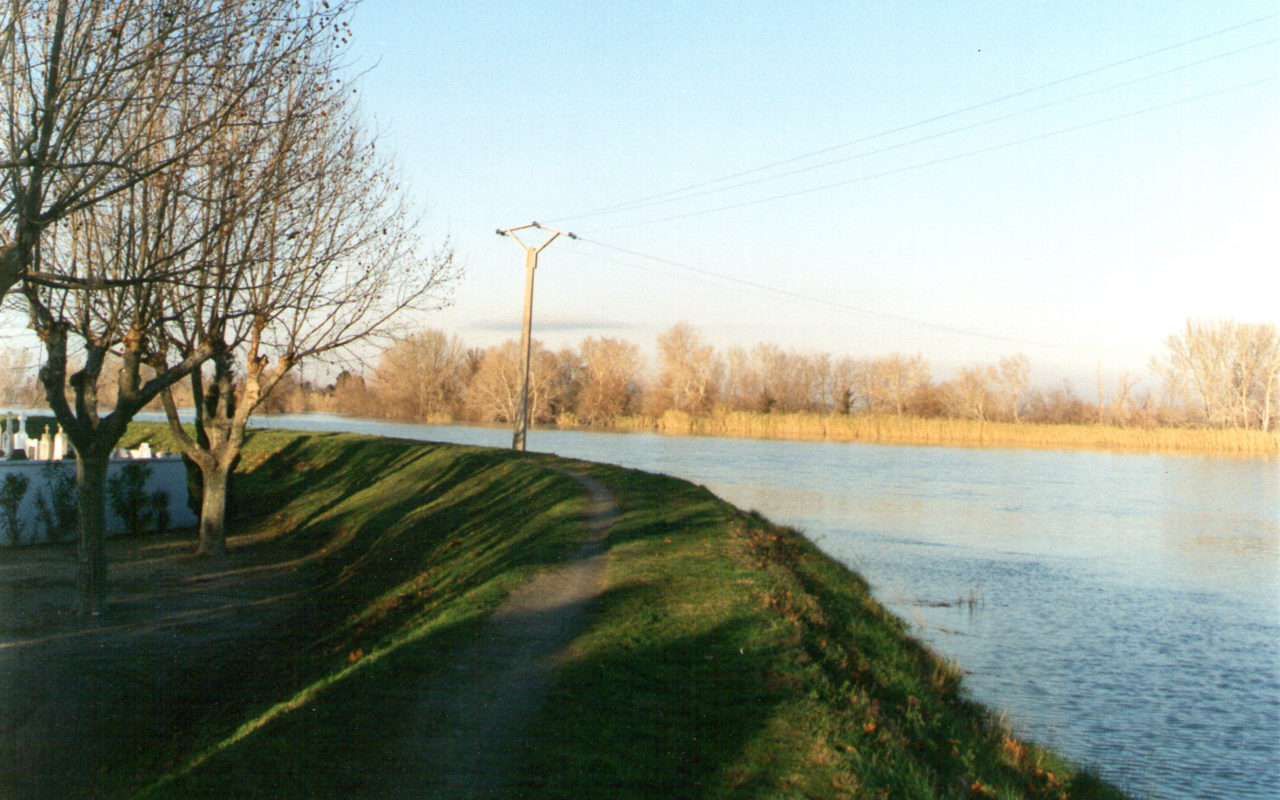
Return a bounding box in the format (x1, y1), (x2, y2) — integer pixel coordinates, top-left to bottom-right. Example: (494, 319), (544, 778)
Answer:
(223, 318), (1278, 432)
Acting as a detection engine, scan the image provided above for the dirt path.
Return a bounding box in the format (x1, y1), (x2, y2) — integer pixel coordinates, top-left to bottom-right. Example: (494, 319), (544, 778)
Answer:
(376, 470), (616, 799)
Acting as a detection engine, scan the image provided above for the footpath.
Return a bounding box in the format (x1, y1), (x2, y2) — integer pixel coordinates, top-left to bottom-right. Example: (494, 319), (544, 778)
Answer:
(376, 472), (615, 799)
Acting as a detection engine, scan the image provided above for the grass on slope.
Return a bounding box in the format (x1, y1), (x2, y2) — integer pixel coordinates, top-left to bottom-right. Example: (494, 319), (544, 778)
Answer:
(121, 427), (594, 798)
(515, 460), (1125, 800)
(110, 426), (1125, 799)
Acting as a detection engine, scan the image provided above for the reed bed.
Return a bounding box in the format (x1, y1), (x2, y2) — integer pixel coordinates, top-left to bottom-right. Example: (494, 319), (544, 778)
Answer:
(606, 411), (1280, 455)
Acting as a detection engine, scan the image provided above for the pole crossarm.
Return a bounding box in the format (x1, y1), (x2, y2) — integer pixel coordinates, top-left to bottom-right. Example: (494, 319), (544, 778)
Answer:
(496, 222), (575, 451)
(496, 221), (576, 255)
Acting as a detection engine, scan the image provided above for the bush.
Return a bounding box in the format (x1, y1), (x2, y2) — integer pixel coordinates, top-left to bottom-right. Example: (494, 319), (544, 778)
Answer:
(35, 462), (77, 543)
(108, 461), (154, 537)
(0, 473), (30, 545)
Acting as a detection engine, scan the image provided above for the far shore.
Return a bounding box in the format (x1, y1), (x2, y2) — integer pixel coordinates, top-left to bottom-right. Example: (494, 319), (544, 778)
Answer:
(13, 406), (1279, 456)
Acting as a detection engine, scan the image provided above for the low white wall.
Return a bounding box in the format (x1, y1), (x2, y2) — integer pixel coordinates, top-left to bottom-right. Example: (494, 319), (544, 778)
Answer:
(0, 457), (197, 546)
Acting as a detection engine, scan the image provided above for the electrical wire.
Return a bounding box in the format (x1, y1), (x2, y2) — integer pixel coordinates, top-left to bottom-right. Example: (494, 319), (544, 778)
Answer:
(567, 236), (1101, 352)
(559, 38), (1277, 224)
(580, 75), (1276, 234)
(544, 13), (1278, 226)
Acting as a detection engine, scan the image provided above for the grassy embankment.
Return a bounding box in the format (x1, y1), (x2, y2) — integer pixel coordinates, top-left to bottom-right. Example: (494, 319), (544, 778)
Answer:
(605, 410), (1280, 454)
(106, 425), (1127, 799)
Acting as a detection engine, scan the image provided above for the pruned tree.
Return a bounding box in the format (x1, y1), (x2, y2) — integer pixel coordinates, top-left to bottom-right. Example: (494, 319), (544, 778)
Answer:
(155, 9), (460, 556)
(22, 139), (217, 614)
(8, 0), (390, 613)
(1, 0), (302, 299)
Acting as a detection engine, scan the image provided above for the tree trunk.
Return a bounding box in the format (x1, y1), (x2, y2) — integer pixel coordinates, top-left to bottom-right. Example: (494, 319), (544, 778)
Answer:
(75, 454), (109, 616)
(196, 460), (230, 556)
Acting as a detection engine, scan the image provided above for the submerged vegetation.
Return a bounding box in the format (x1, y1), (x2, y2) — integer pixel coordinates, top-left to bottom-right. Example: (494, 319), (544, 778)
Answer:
(43, 426), (1131, 798)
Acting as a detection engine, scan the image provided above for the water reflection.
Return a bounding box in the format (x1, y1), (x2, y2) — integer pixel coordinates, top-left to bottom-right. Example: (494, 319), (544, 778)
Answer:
(237, 415), (1278, 800)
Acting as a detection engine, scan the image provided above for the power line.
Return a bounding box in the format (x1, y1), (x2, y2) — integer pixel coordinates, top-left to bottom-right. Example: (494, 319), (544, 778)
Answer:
(561, 38), (1278, 223)
(545, 13), (1278, 226)
(581, 75), (1276, 234)
(568, 236), (1098, 352)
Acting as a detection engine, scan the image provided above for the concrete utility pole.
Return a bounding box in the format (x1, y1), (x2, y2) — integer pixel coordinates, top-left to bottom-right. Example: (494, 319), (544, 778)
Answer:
(496, 222), (575, 451)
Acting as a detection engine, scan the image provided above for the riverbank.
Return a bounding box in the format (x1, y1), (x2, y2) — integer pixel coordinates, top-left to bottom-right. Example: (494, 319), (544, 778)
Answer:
(2, 426), (1127, 798)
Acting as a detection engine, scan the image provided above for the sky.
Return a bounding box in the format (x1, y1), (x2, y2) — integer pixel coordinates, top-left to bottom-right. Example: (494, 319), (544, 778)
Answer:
(10, 1), (1269, 397)
(338, 1), (1278, 391)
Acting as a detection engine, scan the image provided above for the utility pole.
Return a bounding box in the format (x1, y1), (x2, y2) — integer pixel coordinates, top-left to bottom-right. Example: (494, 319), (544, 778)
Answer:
(496, 222), (575, 451)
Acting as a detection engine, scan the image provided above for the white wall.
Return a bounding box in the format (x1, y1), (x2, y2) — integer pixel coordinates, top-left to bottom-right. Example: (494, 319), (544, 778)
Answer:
(0, 457), (197, 546)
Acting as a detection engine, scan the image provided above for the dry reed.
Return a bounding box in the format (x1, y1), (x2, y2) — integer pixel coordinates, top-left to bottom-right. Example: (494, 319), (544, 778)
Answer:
(602, 412), (1280, 455)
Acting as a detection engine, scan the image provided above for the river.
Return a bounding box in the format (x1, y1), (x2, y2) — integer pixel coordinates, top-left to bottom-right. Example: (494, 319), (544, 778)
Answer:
(245, 415), (1279, 800)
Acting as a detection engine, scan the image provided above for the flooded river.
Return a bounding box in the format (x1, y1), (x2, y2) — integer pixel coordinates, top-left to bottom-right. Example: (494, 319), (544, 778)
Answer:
(248, 415), (1279, 800)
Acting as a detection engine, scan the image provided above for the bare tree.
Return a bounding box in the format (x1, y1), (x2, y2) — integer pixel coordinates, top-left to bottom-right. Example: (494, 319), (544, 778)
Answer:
(154, 17), (459, 556)
(8, 1), (411, 611)
(465, 339), (566, 424)
(575, 335), (643, 425)
(650, 322), (722, 414)
(23, 155), (215, 614)
(1026, 380), (1094, 424)
(863, 353), (930, 416)
(375, 329), (468, 421)
(1110, 370), (1140, 427)
(946, 364), (998, 422)
(1154, 319), (1280, 429)
(0, 340), (38, 405)
(1, 0), (305, 299)
(997, 354), (1031, 423)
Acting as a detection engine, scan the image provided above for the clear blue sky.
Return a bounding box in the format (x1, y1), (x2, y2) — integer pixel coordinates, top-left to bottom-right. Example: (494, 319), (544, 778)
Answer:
(346, 2), (1279, 390)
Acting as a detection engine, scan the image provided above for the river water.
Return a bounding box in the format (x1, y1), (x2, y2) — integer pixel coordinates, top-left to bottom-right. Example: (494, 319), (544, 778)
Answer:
(246, 415), (1279, 800)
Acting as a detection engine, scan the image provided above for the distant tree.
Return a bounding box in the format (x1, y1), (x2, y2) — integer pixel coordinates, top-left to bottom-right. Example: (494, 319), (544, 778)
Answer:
(721, 346), (760, 412)
(575, 336), (643, 425)
(465, 340), (566, 424)
(997, 354), (1031, 423)
(0, 344), (39, 406)
(946, 365), (999, 422)
(1026, 380), (1094, 425)
(830, 356), (862, 415)
(375, 329), (468, 421)
(650, 322), (722, 414)
(1153, 319), (1280, 429)
(330, 370), (379, 418)
(863, 354), (930, 416)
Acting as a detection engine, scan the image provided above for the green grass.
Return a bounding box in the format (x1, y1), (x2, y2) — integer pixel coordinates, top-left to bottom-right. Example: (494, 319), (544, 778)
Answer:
(101, 426), (1127, 799)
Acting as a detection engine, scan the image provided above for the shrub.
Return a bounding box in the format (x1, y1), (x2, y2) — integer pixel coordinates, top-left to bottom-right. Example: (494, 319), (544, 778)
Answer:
(34, 462), (77, 543)
(0, 473), (30, 545)
(108, 461), (154, 537)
